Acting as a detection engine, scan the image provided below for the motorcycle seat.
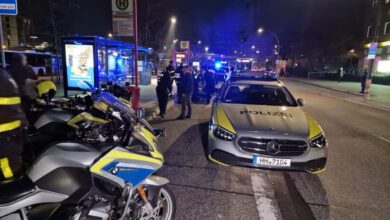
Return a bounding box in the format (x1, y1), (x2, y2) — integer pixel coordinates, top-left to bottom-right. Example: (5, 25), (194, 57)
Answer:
(0, 176), (36, 204)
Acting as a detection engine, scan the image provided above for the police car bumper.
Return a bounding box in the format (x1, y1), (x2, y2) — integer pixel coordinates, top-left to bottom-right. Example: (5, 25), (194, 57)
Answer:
(208, 132), (327, 173)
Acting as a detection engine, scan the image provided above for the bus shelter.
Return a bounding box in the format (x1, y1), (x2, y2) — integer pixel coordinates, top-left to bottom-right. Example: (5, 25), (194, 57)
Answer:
(61, 36), (153, 96)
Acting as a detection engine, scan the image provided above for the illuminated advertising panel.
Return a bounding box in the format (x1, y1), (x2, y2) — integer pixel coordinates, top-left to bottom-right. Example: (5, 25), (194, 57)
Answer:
(65, 44), (95, 90)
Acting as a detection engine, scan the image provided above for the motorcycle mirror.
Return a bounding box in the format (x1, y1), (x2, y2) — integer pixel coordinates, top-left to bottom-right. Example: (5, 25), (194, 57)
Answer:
(154, 128), (166, 138)
(136, 108), (146, 119)
(297, 98), (305, 106)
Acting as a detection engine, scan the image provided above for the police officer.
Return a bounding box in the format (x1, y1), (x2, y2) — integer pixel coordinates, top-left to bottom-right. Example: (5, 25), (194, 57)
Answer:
(156, 70), (173, 118)
(176, 65), (194, 120)
(0, 68), (26, 181)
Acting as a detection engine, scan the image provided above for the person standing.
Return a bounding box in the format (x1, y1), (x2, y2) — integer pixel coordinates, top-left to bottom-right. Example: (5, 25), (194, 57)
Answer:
(360, 69), (368, 93)
(7, 53), (37, 115)
(156, 71), (172, 118)
(0, 68), (26, 181)
(204, 68), (216, 104)
(338, 67), (344, 83)
(166, 60), (175, 72)
(176, 65), (193, 120)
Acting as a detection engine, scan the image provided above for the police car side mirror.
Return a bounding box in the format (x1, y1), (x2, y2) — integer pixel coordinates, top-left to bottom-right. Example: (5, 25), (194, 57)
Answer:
(297, 98), (305, 107)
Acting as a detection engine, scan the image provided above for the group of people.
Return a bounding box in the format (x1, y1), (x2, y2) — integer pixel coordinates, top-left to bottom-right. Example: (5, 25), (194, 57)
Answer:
(0, 54), (38, 181)
(156, 61), (216, 120)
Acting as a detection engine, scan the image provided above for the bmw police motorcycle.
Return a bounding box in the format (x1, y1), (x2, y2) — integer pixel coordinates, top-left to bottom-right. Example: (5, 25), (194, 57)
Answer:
(0, 84), (176, 219)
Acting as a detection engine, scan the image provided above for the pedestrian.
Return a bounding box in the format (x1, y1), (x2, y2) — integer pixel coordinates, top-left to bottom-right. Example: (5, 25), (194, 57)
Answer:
(360, 69), (368, 93)
(156, 71), (172, 118)
(204, 67), (216, 104)
(0, 68), (26, 181)
(166, 60), (175, 73)
(7, 53), (38, 115)
(338, 67), (344, 83)
(176, 65), (194, 120)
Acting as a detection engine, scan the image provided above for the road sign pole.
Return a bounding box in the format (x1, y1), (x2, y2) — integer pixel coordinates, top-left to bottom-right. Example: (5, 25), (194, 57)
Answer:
(131, 0), (141, 110)
(0, 15), (5, 68)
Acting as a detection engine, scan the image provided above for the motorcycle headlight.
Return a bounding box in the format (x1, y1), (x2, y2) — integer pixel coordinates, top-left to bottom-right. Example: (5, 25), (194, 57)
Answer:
(310, 134), (327, 148)
(213, 125), (235, 141)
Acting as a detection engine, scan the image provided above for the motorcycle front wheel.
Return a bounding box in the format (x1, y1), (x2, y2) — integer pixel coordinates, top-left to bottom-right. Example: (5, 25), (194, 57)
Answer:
(138, 186), (176, 220)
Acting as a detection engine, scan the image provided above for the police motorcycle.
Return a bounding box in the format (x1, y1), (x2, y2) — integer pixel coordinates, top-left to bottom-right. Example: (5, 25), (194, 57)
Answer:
(0, 83), (176, 220)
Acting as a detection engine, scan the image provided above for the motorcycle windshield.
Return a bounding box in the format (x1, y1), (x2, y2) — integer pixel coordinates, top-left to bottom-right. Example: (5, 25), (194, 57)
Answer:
(95, 92), (155, 132)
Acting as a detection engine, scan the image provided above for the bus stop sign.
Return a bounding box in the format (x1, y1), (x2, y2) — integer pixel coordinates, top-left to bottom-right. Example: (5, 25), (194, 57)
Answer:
(0, 0), (17, 15)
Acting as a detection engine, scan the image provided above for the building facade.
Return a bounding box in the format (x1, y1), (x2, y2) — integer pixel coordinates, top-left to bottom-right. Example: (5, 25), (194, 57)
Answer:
(363, 0), (390, 74)
(1, 15), (32, 49)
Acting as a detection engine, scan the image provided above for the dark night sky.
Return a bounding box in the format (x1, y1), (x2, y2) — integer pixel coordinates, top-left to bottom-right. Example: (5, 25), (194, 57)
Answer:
(19, 0), (365, 56)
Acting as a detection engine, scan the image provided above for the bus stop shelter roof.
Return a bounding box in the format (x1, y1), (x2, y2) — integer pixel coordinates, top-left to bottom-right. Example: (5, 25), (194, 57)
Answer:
(61, 36), (153, 53)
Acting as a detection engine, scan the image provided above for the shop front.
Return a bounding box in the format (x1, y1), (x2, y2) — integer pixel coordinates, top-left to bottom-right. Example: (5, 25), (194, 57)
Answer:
(364, 41), (390, 74)
(62, 36), (153, 95)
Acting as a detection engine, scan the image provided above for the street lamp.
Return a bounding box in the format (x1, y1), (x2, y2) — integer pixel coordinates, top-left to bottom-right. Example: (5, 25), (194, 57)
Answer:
(108, 33), (113, 38)
(256, 50), (260, 54)
(251, 45), (255, 49)
(170, 17), (176, 24)
(198, 40), (202, 44)
(205, 46), (209, 52)
(257, 27), (280, 70)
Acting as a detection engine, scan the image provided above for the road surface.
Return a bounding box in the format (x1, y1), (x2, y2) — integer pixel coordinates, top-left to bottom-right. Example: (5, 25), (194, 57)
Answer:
(150, 79), (390, 220)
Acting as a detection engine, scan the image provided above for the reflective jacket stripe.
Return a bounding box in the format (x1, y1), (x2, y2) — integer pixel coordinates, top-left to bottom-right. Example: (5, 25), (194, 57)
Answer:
(0, 158), (13, 178)
(0, 97), (21, 105)
(0, 120), (21, 133)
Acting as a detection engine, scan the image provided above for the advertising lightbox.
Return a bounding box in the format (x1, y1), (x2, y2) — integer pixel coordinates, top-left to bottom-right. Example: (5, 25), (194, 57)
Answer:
(65, 44), (95, 90)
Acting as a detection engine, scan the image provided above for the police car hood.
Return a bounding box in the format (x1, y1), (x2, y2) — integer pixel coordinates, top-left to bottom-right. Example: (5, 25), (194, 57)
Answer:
(220, 103), (309, 138)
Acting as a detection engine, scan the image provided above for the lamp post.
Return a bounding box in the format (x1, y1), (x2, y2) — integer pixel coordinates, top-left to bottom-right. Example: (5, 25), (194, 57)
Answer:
(258, 28), (280, 70)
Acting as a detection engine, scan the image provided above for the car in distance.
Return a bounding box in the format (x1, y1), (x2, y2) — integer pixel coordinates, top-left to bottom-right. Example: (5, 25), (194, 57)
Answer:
(207, 73), (327, 173)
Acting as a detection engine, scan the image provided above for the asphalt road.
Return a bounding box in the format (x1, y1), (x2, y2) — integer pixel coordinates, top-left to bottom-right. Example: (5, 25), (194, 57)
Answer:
(150, 79), (390, 220)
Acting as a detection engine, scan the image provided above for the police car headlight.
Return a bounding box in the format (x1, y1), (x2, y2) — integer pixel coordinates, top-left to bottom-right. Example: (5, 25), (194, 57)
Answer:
(310, 134), (327, 148)
(213, 125), (235, 141)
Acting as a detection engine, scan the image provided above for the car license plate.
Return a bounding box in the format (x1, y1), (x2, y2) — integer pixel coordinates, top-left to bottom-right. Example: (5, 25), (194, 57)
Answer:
(253, 156), (291, 167)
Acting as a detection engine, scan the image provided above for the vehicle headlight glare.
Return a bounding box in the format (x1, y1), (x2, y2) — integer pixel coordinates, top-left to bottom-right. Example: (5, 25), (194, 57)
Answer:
(213, 125), (235, 141)
(310, 134), (327, 148)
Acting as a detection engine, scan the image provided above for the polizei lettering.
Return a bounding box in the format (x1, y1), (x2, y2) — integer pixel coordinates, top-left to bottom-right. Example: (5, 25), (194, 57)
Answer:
(240, 111), (293, 118)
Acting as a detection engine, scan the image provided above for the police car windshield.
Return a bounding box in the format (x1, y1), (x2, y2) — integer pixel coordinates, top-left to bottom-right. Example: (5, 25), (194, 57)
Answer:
(222, 84), (298, 106)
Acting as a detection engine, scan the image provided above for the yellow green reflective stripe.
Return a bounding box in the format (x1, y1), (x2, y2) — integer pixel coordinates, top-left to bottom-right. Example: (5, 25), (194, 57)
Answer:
(215, 106), (236, 134)
(0, 97), (21, 105)
(0, 158), (14, 178)
(305, 113), (322, 139)
(208, 155), (229, 166)
(0, 120), (21, 133)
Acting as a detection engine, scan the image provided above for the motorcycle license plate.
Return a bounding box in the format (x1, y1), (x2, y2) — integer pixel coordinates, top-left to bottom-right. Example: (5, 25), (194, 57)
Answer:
(253, 156), (291, 167)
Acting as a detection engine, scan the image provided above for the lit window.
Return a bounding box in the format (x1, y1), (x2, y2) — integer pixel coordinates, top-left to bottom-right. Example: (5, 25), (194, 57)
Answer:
(367, 25), (372, 38)
(385, 22), (390, 34)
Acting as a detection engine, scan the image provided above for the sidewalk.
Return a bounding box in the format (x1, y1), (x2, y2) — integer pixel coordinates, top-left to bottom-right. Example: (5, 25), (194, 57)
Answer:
(286, 77), (390, 112)
(51, 76), (172, 120)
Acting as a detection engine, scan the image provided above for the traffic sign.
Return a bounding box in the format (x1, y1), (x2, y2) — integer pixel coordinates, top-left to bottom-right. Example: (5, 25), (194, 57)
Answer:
(0, 0), (17, 15)
(368, 42), (378, 60)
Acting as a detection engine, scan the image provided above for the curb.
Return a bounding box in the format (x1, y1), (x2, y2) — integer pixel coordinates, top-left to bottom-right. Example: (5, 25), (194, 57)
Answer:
(285, 78), (390, 112)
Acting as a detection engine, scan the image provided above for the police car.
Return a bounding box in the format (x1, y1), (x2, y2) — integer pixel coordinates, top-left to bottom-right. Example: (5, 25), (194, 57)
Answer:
(207, 72), (327, 173)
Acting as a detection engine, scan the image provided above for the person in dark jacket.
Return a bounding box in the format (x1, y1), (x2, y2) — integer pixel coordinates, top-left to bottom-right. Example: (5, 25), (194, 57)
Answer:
(176, 65), (194, 120)
(0, 69), (26, 181)
(204, 68), (216, 104)
(166, 60), (175, 72)
(156, 71), (172, 118)
(7, 53), (37, 115)
(360, 69), (368, 93)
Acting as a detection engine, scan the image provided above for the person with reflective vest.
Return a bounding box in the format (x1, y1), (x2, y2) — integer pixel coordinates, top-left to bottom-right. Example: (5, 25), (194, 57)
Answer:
(0, 68), (26, 180)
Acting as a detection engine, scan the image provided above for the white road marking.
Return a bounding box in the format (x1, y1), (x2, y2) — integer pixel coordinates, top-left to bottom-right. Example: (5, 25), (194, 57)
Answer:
(251, 172), (282, 220)
(375, 135), (390, 144)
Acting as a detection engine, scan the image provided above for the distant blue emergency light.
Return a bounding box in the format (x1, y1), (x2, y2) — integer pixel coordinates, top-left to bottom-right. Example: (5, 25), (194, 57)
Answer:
(215, 62), (222, 70)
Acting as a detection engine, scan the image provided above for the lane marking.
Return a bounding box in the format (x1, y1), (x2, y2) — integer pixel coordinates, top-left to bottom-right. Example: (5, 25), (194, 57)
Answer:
(375, 135), (390, 144)
(251, 172), (282, 220)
